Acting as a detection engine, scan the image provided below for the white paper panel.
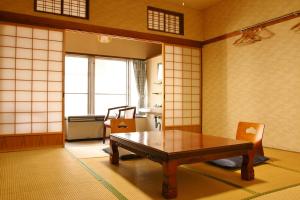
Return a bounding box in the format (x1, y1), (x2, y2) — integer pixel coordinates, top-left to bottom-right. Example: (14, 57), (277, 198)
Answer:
(48, 71), (62, 81)
(165, 45), (173, 53)
(165, 70), (173, 78)
(0, 124), (14, 134)
(0, 25), (16, 36)
(48, 92), (62, 101)
(182, 86), (191, 94)
(16, 58), (32, 69)
(183, 71), (192, 79)
(16, 123), (31, 134)
(192, 49), (200, 56)
(48, 112), (61, 122)
(165, 86), (173, 93)
(32, 92), (47, 101)
(174, 118), (182, 126)
(192, 80), (200, 87)
(183, 110), (191, 117)
(173, 78), (182, 85)
(0, 113), (14, 123)
(174, 94), (182, 101)
(192, 72), (200, 79)
(192, 57), (200, 64)
(32, 123), (47, 133)
(33, 71), (47, 81)
(174, 54), (182, 62)
(16, 102), (31, 112)
(183, 118), (192, 125)
(165, 103), (173, 110)
(0, 47), (15, 57)
(48, 61), (62, 71)
(183, 55), (191, 63)
(16, 91), (31, 101)
(17, 26), (32, 38)
(192, 110), (200, 117)
(192, 87), (200, 94)
(165, 94), (173, 101)
(0, 102), (14, 112)
(48, 122), (62, 132)
(0, 58), (15, 68)
(192, 103), (200, 109)
(33, 39), (48, 50)
(165, 78), (173, 85)
(32, 102), (47, 112)
(49, 31), (63, 41)
(183, 103), (191, 109)
(165, 110), (173, 118)
(174, 62), (182, 70)
(174, 46), (182, 54)
(16, 80), (31, 91)
(17, 38), (32, 48)
(174, 110), (182, 117)
(0, 80), (15, 90)
(165, 54), (173, 61)
(192, 117), (200, 125)
(173, 86), (182, 93)
(183, 94), (191, 102)
(174, 102), (182, 109)
(33, 29), (48, 39)
(174, 71), (182, 78)
(183, 48), (191, 55)
(165, 62), (173, 70)
(33, 81), (47, 91)
(32, 112), (47, 122)
(165, 118), (173, 126)
(48, 82), (61, 91)
(183, 63), (191, 71)
(33, 60), (47, 70)
(49, 41), (62, 51)
(48, 102), (62, 111)
(33, 49), (48, 60)
(0, 69), (15, 79)
(16, 48), (32, 59)
(192, 94), (200, 102)
(0, 91), (15, 101)
(16, 113), (31, 123)
(192, 64), (200, 72)
(0, 36), (16, 46)
(16, 69), (31, 80)
(49, 51), (62, 61)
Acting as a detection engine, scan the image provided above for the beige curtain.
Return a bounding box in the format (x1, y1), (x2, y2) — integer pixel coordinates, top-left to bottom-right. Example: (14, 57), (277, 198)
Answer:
(132, 60), (147, 109)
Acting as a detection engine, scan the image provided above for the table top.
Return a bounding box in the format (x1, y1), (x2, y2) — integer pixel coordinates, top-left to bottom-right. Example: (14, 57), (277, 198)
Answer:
(110, 130), (252, 154)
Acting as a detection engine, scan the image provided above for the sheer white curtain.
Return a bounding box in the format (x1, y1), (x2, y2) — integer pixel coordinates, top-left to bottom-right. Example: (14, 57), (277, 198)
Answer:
(131, 60), (147, 109)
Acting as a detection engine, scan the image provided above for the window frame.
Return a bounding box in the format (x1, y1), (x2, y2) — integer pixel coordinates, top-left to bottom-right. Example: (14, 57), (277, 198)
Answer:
(147, 6), (184, 35)
(34, 0), (89, 19)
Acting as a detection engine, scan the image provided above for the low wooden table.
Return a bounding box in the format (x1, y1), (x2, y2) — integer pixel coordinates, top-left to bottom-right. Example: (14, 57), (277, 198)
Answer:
(110, 130), (254, 199)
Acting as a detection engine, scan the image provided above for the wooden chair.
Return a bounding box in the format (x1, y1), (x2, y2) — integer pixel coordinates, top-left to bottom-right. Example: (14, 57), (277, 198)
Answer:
(236, 122), (265, 156)
(110, 118), (136, 133)
(102, 106), (136, 143)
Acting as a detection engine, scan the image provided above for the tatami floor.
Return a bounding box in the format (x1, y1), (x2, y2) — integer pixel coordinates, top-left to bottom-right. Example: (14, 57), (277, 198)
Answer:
(1, 141), (300, 200)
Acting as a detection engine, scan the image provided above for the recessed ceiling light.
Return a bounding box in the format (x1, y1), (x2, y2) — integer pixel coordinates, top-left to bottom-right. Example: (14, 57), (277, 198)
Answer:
(182, 2), (185, 6)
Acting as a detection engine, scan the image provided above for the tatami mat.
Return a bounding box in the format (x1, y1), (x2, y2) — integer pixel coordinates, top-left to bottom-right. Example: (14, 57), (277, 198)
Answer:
(0, 148), (118, 200)
(82, 157), (253, 200)
(251, 185), (300, 200)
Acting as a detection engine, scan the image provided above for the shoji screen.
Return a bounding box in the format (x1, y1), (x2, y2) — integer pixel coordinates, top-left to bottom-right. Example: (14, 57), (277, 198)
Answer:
(0, 23), (63, 149)
(163, 44), (201, 132)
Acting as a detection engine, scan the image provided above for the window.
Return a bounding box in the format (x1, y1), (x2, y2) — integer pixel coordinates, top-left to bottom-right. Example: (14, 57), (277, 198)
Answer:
(64, 55), (88, 116)
(35, 0), (89, 19)
(147, 6), (184, 35)
(64, 55), (140, 116)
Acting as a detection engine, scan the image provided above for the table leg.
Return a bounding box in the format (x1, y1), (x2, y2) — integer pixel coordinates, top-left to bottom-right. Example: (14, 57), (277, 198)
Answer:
(162, 160), (178, 199)
(241, 152), (254, 180)
(110, 140), (119, 165)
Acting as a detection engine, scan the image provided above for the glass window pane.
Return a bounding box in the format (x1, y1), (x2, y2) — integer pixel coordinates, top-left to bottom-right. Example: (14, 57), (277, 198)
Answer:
(64, 94), (88, 116)
(65, 55), (88, 93)
(95, 58), (127, 94)
(95, 94), (126, 115)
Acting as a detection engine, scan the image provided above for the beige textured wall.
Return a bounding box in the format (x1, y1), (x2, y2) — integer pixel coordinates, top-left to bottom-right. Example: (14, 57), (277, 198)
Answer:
(202, 17), (300, 152)
(0, 0), (203, 40)
(203, 0), (300, 39)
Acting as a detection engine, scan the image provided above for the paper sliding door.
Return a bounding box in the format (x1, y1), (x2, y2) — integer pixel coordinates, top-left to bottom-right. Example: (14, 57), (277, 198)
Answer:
(163, 44), (201, 132)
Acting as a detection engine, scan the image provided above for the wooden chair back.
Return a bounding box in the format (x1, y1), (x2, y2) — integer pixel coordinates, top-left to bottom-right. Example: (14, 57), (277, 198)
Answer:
(236, 122), (265, 155)
(110, 118), (136, 133)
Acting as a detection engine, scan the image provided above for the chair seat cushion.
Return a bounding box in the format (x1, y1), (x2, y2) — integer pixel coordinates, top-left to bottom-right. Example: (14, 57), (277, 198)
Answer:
(208, 155), (269, 169)
(102, 147), (142, 160)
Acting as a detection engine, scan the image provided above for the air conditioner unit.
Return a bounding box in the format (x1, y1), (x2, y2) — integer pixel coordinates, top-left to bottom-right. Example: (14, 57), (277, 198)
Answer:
(65, 115), (105, 141)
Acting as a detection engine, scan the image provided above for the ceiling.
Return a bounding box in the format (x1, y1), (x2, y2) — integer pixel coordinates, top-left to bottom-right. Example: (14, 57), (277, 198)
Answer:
(162, 0), (222, 10)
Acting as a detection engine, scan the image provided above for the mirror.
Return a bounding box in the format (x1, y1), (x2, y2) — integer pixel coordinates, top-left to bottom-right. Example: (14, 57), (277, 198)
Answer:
(157, 63), (163, 82)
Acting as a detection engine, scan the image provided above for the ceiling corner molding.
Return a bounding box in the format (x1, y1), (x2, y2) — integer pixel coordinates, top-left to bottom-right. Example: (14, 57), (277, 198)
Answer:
(0, 10), (202, 47)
